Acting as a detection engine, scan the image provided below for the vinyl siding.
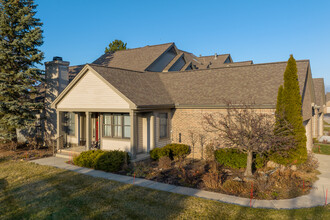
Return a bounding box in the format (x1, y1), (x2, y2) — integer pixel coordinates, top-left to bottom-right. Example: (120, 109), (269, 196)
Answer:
(57, 70), (130, 109)
(101, 138), (131, 152)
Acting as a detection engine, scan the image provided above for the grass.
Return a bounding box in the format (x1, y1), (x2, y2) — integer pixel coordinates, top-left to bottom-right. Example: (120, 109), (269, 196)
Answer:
(324, 120), (330, 126)
(324, 126), (330, 132)
(313, 144), (330, 155)
(0, 160), (329, 219)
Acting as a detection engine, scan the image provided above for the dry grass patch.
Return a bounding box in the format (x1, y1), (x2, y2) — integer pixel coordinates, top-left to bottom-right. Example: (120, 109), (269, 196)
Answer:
(1, 160), (329, 219)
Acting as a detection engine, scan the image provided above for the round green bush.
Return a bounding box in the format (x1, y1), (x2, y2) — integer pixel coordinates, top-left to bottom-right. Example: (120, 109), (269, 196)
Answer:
(214, 148), (268, 169)
(74, 149), (129, 173)
(215, 148), (247, 169)
(73, 150), (105, 168)
(150, 143), (191, 160)
(95, 150), (130, 172)
(150, 148), (161, 160)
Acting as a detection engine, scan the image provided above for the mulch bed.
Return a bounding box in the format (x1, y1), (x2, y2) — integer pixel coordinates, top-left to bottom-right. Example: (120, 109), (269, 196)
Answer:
(126, 157), (319, 200)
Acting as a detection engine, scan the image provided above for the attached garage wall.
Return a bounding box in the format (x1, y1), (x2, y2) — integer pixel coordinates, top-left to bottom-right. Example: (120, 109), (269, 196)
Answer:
(171, 108), (276, 159)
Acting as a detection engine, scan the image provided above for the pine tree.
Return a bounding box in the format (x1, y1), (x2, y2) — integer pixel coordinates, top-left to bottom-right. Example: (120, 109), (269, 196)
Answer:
(282, 55), (307, 163)
(105, 39), (127, 53)
(0, 0), (44, 144)
(273, 55), (307, 164)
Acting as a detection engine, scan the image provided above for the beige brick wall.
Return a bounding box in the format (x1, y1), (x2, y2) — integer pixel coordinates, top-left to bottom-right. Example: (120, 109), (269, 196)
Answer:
(171, 108), (275, 159)
(312, 109), (319, 138)
(304, 119), (313, 151)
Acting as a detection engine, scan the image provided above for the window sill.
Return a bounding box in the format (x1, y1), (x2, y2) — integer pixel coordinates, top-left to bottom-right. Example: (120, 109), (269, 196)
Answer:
(102, 137), (130, 141)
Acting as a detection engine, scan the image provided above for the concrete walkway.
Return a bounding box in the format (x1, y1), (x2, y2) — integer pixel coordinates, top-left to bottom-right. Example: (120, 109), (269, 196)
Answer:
(31, 154), (330, 209)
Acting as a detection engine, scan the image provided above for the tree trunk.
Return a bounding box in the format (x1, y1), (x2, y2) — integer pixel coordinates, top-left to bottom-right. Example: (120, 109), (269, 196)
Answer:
(244, 150), (253, 177)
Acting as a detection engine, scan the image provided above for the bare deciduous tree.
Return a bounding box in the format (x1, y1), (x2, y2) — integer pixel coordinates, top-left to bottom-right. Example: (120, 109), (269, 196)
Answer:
(203, 102), (294, 177)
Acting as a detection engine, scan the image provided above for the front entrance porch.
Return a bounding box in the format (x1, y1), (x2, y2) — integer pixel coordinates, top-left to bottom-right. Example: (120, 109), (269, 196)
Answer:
(56, 110), (155, 160)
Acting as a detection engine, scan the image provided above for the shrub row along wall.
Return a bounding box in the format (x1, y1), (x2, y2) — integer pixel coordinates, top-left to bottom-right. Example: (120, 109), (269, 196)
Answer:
(150, 143), (190, 160)
(74, 150), (129, 172)
(214, 148), (266, 169)
(170, 108), (276, 159)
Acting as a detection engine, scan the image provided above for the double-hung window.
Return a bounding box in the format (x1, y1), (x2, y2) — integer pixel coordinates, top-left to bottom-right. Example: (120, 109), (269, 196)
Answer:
(64, 112), (75, 136)
(103, 113), (130, 139)
(159, 113), (168, 138)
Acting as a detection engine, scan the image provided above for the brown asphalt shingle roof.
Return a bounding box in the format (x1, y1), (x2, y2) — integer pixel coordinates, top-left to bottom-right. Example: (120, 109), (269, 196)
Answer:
(89, 64), (173, 106)
(92, 43), (173, 72)
(326, 92), (330, 102)
(312, 78), (325, 106)
(159, 60), (309, 106)
(196, 54), (231, 69)
(88, 60), (309, 108)
(69, 65), (85, 82)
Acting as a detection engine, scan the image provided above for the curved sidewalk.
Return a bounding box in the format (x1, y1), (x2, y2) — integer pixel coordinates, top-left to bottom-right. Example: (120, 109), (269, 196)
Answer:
(31, 154), (330, 209)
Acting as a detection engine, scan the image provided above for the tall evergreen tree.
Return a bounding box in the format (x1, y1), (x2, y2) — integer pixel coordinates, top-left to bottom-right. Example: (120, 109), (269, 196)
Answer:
(282, 55), (307, 163)
(105, 39), (127, 53)
(273, 55), (307, 164)
(0, 0), (44, 144)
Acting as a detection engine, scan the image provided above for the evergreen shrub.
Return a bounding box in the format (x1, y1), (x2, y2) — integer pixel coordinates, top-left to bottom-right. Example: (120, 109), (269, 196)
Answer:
(74, 150), (129, 172)
(214, 149), (267, 169)
(214, 148), (246, 169)
(150, 144), (190, 160)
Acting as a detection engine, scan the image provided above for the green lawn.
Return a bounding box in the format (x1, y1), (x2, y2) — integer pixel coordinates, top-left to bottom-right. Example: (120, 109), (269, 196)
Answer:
(324, 126), (330, 132)
(0, 159), (329, 219)
(313, 144), (330, 155)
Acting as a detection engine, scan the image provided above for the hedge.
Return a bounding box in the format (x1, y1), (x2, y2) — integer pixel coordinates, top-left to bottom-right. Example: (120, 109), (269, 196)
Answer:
(150, 143), (190, 160)
(73, 150), (130, 172)
(214, 148), (267, 169)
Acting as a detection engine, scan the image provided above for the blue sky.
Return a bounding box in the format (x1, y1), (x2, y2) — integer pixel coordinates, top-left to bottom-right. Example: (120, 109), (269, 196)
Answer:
(35, 0), (330, 91)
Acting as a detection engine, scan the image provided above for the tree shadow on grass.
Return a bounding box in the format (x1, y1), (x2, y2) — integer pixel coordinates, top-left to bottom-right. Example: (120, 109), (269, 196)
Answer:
(0, 169), (191, 219)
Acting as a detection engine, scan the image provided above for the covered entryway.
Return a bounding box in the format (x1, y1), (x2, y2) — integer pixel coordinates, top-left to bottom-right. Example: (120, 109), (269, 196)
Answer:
(136, 112), (155, 156)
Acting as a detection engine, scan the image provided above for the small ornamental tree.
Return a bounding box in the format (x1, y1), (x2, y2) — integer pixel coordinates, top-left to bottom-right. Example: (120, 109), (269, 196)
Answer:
(273, 55), (307, 164)
(0, 0), (44, 145)
(203, 102), (294, 177)
(105, 39), (127, 53)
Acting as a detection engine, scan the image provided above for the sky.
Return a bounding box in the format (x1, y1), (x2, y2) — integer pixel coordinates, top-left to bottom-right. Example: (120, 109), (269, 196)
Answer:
(35, 0), (330, 92)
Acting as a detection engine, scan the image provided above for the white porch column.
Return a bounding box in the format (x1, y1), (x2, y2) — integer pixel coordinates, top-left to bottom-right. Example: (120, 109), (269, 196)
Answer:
(150, 114), (155, 150)
(130, 111), (137, 158)
(56, 110), (61, 150)
(86, 112), (91, 150)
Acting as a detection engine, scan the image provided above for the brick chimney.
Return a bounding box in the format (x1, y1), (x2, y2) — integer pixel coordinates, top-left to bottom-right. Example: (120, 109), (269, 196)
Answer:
(43, 57), (70, 143)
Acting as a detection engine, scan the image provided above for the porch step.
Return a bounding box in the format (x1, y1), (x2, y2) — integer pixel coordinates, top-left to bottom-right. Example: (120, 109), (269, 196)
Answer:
(55, 153), (73, 160)
(55, 150), (81, 160)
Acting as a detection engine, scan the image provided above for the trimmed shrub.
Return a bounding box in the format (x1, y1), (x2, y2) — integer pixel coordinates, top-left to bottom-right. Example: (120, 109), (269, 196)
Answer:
(95, 150), (130, 172)
(150, 143), (190, 160)
(150, 147), (162, 160)
(254, 153), (267, 169)
(214, 148), (267, 169)
(214, 148), (246, 169)
(74, 150), (130, 173)
(73, 150), (104, 168)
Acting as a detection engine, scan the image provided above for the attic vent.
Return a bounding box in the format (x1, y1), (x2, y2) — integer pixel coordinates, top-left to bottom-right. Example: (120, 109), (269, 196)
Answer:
(53, 56), (63, 61)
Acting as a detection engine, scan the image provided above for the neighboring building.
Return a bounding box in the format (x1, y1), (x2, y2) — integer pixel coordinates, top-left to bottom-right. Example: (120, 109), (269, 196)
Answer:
(326, 92), (330, 114)
(312, 78), (326, 137)
(43, 42), (325, 159)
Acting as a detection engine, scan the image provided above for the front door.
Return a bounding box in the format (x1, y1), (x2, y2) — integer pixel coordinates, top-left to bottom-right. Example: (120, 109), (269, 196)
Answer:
(92, 113), (99, 143)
